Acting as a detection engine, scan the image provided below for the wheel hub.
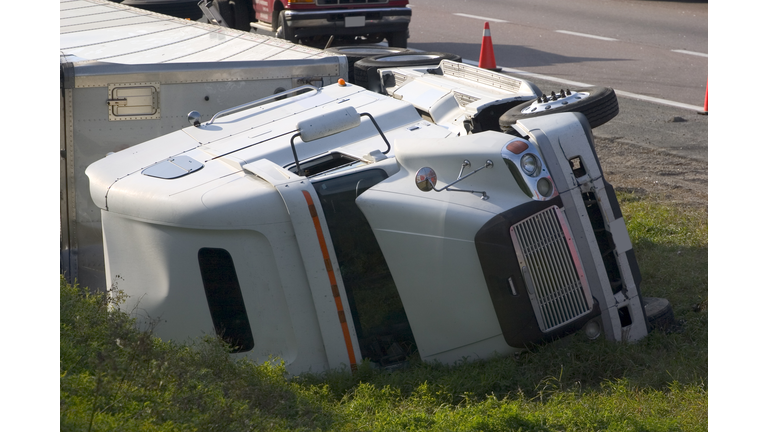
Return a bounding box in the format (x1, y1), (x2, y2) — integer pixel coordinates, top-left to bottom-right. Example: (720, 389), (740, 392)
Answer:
(522, 89), (589, 114)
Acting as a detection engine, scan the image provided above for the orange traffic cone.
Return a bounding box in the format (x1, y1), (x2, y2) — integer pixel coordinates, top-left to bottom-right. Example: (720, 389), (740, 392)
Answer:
(698, 80), (708, 115)
(479, 22), (500, 71)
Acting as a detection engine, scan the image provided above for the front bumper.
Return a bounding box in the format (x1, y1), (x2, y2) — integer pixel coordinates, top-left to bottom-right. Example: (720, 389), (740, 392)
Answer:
(476, 113), (648, 347)
(284, 7), (411, 37)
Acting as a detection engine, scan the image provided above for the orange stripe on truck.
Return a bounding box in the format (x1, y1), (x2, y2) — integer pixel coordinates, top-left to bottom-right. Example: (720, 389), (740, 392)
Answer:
(301, 190), (357, 372)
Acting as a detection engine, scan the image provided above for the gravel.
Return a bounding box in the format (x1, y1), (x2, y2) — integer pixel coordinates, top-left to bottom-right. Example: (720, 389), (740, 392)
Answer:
(593, 134), (708, 209)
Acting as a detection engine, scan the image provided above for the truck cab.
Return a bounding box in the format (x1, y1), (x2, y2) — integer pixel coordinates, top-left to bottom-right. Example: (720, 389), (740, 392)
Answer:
(248, 0), (411, 47)
(86, 73), (649, 374)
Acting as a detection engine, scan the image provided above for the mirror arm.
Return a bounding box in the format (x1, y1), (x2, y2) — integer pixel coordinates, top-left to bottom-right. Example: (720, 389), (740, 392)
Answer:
(430, 160), (493, 200)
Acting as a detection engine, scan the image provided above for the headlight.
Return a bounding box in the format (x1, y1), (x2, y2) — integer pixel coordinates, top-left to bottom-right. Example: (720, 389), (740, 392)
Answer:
(537, 178), (553, 197)
(520, 154), (541, 176)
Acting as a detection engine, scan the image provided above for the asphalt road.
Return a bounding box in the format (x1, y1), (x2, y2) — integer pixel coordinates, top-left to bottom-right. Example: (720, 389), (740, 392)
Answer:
(404, 0), (708, 161)
(407, 0), (708, 107)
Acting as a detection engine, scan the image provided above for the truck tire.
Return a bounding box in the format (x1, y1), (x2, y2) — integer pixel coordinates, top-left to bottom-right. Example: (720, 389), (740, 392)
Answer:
(275, 10), (296, 43)
(643, 297), (675, 332)
(231, 0), (252, 32)
(354, 52), (463, 92)
(325, 45), (414, 84)
(498, 86), (619, 132)
(387, 31), (408, 48)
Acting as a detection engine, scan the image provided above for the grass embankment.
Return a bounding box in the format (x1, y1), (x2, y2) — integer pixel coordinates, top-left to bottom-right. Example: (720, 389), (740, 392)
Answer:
(60, 191), (708, 431)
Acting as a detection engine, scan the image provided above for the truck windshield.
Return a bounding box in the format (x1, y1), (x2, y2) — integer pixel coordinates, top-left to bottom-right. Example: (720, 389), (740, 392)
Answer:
(312, 169), (417, 367)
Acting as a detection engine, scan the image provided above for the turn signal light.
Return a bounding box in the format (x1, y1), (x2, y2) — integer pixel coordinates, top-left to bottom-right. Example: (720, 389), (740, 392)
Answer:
(506, 140), (529, 154)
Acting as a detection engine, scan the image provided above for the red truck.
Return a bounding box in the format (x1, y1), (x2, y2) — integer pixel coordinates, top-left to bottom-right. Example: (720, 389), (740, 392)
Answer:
(211, 0), (411, 48)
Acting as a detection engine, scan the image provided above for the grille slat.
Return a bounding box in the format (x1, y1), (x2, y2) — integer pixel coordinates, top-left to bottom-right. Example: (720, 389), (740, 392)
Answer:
(510, 206), (592, 332)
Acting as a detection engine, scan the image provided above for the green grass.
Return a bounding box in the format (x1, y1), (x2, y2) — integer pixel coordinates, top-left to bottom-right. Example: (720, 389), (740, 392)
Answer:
(60, 191), (707, 431)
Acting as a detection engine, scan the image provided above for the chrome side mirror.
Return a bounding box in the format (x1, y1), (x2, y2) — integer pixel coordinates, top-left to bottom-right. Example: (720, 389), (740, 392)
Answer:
(414, 160), (493, 200)
(415, 167), (437, 192)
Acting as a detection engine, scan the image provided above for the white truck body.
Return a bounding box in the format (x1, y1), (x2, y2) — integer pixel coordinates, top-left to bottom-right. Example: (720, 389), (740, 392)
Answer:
(376, 60), (542, 136)
(60, 0), (347, 290)
(86, 65), (649, 374)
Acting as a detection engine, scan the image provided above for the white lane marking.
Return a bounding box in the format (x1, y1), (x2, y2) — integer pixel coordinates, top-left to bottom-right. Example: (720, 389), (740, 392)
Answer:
(463, 60), (593, 87)
(453, 13), (509, 23)
(671, 49), (708, 58)
(462, 60), (702, 112)
(556, 30), (618, 41)
(613, 90), (701, 111)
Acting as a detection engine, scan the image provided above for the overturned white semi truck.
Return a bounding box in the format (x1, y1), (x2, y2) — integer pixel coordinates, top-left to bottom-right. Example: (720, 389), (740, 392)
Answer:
(86, 59), (653, 375)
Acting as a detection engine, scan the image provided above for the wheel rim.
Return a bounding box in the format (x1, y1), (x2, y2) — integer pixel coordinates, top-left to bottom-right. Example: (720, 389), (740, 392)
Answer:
(521, 90), (590, 114)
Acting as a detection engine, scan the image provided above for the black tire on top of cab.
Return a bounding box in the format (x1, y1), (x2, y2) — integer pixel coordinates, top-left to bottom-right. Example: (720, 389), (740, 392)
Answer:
(353, 52), (463, 92)
(325, 46), (414, 84)
(498, 86), (619, 132)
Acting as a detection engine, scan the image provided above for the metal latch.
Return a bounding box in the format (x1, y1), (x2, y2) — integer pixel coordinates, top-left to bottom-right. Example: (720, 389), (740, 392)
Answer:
(107, 98), (128, 107)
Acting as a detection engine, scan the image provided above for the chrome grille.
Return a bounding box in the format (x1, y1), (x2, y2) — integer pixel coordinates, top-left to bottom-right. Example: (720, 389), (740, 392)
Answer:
(510, 206), (592, 332)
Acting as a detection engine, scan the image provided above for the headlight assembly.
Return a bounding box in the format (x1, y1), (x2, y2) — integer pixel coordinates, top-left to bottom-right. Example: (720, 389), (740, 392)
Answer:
(502, 139), (557, 201)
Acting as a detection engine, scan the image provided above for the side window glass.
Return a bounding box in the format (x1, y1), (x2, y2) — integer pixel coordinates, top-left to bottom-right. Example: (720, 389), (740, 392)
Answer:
(198, 248), (255, 353)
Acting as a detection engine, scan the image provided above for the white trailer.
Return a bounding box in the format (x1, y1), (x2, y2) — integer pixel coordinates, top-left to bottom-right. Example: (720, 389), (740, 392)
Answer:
(60, 0), (347, 290)
(86, 60), (651, 375)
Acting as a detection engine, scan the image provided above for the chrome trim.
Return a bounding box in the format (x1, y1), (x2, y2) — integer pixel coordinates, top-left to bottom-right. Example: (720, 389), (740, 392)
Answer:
(284, 7), (412, 18)
(501, 138), (557, 201)
(283, 15), (410, 29)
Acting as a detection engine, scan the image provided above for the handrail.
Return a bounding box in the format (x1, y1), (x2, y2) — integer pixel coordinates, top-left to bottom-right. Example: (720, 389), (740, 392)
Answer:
(207, 85), (319, 126)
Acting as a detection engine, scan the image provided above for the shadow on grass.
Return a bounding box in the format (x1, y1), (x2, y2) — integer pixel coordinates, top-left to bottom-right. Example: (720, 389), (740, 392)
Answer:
(297, 235), (707, 406)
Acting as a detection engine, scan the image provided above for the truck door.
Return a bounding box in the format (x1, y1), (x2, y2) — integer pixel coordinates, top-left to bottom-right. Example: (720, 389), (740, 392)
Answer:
(312, 169), (418, 368)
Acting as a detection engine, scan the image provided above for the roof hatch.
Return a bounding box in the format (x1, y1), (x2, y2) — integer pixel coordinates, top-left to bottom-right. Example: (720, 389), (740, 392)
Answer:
(142, 156), (204, 179)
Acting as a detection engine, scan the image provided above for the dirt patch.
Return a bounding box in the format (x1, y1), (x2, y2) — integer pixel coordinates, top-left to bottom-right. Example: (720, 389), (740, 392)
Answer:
(593, 136), (708, 210)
